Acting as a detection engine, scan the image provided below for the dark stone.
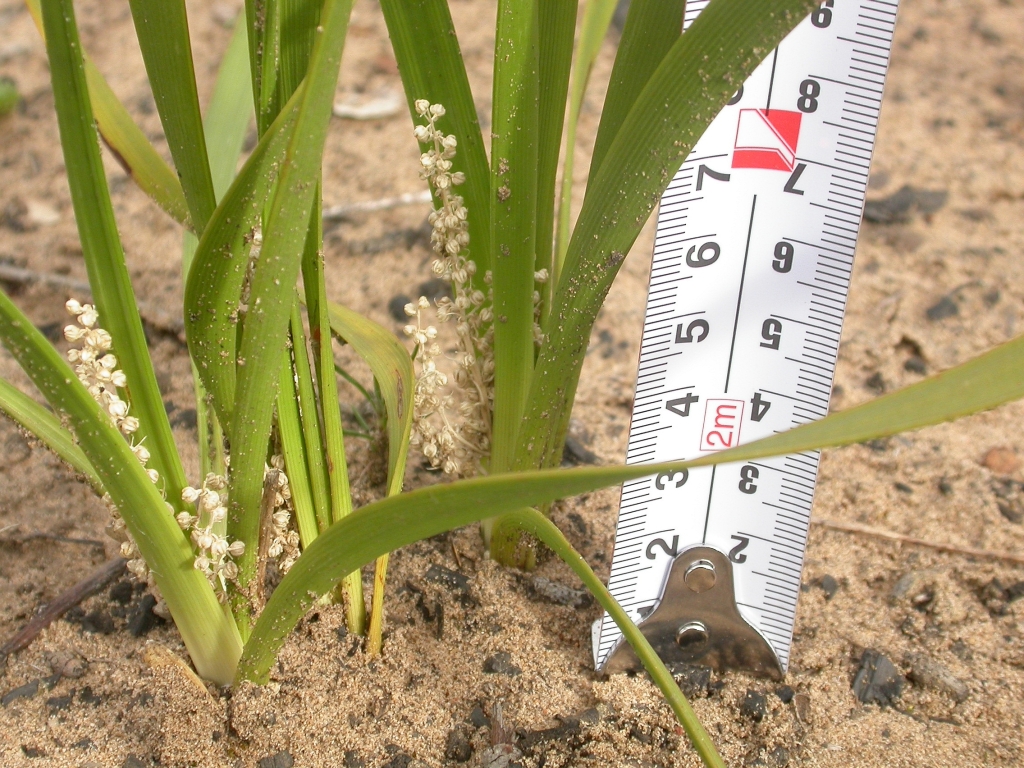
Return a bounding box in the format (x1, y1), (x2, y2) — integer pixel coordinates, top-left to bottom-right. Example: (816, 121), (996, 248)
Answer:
(381, 755), (412, 768)
(519, 718), (582, 752)
(469, 704), (490, 729)
(741, 690), (767, 722)
(258, 751), (295, 768)
(562, 434), (599, 465)
(926, 296), (959, 322)
(127, 594), (160, 637)
(72, 737), (94, 750)
(852, 649), (905, 706)
(817, 575), (839, 599)
(577, 708), (599, 725)
(528, 576), (592, 609)
(109, 580), (134, 605)
(171, 408), (198, 430)
(1007, 581), (1024, 602)
(894, 482), (914, 494)
(81, 609), (115, 634)
(906, 652), (969, 702)
(21, 745), (45, 758)
(667, 662), (712, 698)
(123, 757), (148, 768)
(417, 278), (451, 303)
(35, 321), (63, 343)
(388, 294), (412, 322)
(445, 726), (473, 762)
(865, 372), (886, 393)
(424, 564), (470, 593)
(768, 746), (790, 767)
(775, 685), (795, 704)
(343, 751), (365, 768)
(904, 355), (927, 374)
(2, 679), (39, 706)
(483, 652), (522, 676)
(79, 686), (102, 706)
(863, 185), (947, 223)
(46, 695), (72, 711)
(865, 438), (890, 452)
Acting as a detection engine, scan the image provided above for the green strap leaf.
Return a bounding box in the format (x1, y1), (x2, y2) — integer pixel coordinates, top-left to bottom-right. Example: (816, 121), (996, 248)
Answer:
(588, 0), (686, 179)
(326, 301), (413, 496)
(489, 0), (540, 472)
(127, 0), (218, 232)
(42, 0), (187, 505)
(23, 0), (190, 229)
(238, 331), (1024, 683)
(0, 289), (240, 685)
(534, 0), (578, 325)
(184, 84), (305, 430)
(226, 0), (353, 630)
(553, 0), (619, 279)
(522, 0), (820, 472)
(378, 0), (492, 282)
(0, 378), (101, 493)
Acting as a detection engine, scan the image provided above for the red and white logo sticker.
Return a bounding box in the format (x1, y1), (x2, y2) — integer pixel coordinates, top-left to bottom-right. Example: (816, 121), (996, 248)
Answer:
(700, 399), (745, 452)
(732, 109), (802, 172)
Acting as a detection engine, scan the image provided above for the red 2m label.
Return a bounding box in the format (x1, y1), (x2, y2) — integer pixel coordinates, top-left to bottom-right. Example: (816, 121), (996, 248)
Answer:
(700, 399), (745, 451)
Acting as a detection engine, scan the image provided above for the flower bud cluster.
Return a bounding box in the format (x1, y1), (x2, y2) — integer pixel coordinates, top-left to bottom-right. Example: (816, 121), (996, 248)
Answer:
(265, 455), (300, 573)
(177, 473), (245, 600)
(65, 300), (161, 581)
(406, 102), (494, 477)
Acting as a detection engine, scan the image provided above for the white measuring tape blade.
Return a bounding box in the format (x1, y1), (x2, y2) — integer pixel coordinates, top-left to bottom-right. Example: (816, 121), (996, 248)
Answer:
(594, 0), (901, 674)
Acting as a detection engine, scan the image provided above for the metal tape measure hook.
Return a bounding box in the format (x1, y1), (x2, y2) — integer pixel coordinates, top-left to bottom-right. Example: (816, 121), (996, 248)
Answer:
(599, 546), (783, 679)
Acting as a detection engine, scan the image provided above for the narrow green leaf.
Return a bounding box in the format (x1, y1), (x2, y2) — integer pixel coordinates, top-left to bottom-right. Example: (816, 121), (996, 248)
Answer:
(534, 1), (578, 325)
(0, 290), (240, 685)
(227, 0), (353, 630)
(589, 0), (686, 178)
(42, 0), (187, 505)
(184, 84), (305, 430)
(378, 0), (492, 282)
(238, 331), (1024, 683)
(127, 0), (217, 233)
(0, 378), (102, 493)
(489, 0), (540, 473)
(277, 342), (322, 546)
(522, 0), (820, 472)
(554, 0), (619, 280)
(23, 0), (190, 229)
(278, 0), (321, 108)
(326, 301), (413, 495)
(205, 17), (255, 204)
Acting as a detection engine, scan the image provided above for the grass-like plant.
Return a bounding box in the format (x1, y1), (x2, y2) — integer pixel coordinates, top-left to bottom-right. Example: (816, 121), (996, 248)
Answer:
(2, 0), (1024, 765)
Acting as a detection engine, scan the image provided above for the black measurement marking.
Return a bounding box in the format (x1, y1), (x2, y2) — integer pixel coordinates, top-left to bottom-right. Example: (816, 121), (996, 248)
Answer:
(765, 48), (780, 110)
(724, 196), (758, 392)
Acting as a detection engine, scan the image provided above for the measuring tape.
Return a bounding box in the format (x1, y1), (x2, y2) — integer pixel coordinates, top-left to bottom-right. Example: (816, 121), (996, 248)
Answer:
(594, 0), (900, 677)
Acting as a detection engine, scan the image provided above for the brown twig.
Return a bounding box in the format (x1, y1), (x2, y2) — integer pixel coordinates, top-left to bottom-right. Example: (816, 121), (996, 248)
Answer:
(811, 517), (1024, 566)
(0, 523), (105, 549)
(0, 557), (126, 664)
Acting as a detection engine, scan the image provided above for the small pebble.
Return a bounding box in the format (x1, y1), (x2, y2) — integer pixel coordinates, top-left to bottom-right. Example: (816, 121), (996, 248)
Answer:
(667, 662), (712, 698)
(258, 751), (294, 768)
(109, 581), (134, 605)
(741, 689), (767, 722)
(343, 750), (365, 768)
(905, 652), (969, 702)
(852, 649), (905, 706)
(817, 575), (839, 599)
(983, 446), (1020, 475)
(128, 594), (160, 637)
(904, 355), (927, 374)
(469, 704), (490, 729)
(47, 652), (87, 679)
(528, 575), (592, 609)
(444, 726), (473, 762)
(775, 685), (795, 704)
(46, 695), (72, 711)
(424, 564), (470, 593)
(483, 652), (522, 676)
(926, 296), (959, 321)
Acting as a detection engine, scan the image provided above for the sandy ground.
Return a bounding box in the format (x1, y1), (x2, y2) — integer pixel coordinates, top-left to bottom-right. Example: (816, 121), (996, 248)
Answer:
(1, 0), (1024, 765)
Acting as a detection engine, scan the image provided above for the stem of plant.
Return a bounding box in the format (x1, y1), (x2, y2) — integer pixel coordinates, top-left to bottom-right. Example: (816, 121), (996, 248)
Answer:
(509, 508), (726, 768)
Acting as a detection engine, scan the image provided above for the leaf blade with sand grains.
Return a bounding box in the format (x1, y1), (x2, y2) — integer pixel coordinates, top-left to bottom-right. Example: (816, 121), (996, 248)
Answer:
(0, 290), (241, 685)
(378, 0), (492, 281)
(239, 333), (1024, 680)
(41, 0), (187, 504)
(184, 84), (305, 430)
(520, 0), (821, 475)
(327, 299), (414, 648)
(0, 378), (101, 493)
(127, 0), (218, 232)
(22, 0), (190, 228)
(226, 0), (353, 634)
